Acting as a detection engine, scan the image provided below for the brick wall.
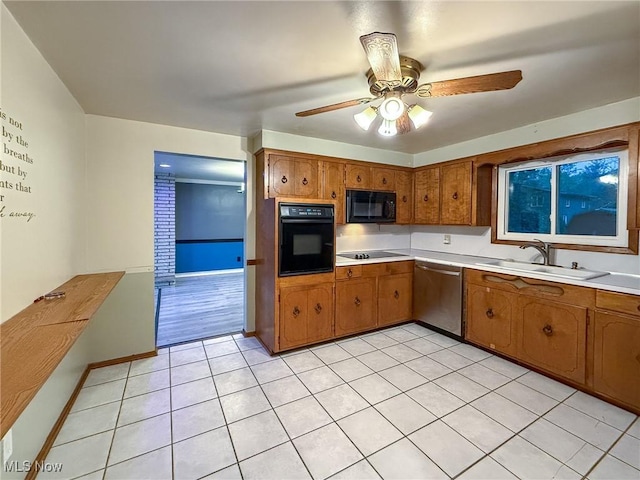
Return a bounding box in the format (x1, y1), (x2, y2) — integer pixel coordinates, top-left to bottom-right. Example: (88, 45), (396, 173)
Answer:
(154, 173), (176, 285)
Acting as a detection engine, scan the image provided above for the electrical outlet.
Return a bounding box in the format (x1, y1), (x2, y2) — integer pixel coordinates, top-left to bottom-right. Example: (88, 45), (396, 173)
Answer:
(443, 234), (451, 245)
(3, 429), (13, 462)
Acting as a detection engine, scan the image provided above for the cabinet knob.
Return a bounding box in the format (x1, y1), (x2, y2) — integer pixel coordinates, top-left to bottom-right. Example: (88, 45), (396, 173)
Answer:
(347, 269), (353, 278)
(356, 175), (362, 183)
(331, 191), (337, 199)
(542, 324), (553, 336)
(302, 177), (308, 186)
(314, 303), (322, 314)
(281, 175), (288, 184)
(486, 308), (494, 318)
(382, 177), (387, 185)
(402, 195), (407, 203)
(637, 304), (640, 312)
(423, 194), (429, 202)
(354, 296), (361, 306)
(394, 290), (400, 299)
(452, 192), (458, 200)
(292, 306), (300, 317)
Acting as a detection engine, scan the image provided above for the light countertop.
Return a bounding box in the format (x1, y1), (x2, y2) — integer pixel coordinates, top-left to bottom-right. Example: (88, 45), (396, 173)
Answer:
(336, 248), (640, 296)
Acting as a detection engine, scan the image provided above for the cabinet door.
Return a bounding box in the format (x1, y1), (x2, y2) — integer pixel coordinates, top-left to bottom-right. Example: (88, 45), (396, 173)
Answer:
(294, 158), (319, 197)
(372, 167), (396, 191)
(440, 162), (472, 225)
(395, 171), (413, 224)
(335, 278), (376, 336)
(279, 283), (333, 350)
(378, 273), (413, 327)
(269, 155), (295, 197)
(466, 284), (518, 356)
(593, 311), (640, 410)
(517, 297), (587, 384)
(345, 163), (371, 189)
(414, 167), (440, 224)
(323, 162), (345, 225)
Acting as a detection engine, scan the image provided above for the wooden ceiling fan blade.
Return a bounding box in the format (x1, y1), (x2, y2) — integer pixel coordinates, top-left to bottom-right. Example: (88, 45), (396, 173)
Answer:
(416, 70), (523, 98)
(295, 97), (376, 117)
(360, 32), (402, 87)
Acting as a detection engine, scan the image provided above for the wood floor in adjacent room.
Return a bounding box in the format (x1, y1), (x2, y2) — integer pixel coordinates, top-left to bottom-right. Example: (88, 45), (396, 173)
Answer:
(156, 271), (244, 347)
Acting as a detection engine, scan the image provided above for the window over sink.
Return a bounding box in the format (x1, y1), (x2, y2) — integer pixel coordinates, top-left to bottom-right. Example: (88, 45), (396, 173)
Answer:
(496, 149), (629, 248)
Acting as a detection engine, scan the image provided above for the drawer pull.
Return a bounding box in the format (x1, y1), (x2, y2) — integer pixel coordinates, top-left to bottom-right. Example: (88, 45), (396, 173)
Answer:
(314, 303), (322, 314)
(423, 194), (429, 202)
(354, 296), (361, 306)
(347, 269), (353, 278)
(302, 177), (308, 186)
(394, 290), (400, 299)
(486, 308), (494, 319)
(281, 175), (288, 184)
(292, 306), (300, 317)
(543, 324), (553, 336)
(331, 191), (337, 199)
(637, 304), (640, 312)
(356, 175), (362, 183)
(382, 177), (387, 185)
(452, 192), (458, 200)
(402, 195), (407, 202)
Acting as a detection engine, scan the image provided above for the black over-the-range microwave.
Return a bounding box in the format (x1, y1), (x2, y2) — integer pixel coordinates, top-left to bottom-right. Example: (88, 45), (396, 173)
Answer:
(346, 190), (396, 223)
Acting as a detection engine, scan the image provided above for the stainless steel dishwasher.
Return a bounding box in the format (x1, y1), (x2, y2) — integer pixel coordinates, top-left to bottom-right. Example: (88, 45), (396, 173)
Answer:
(413, 261), (464, 337)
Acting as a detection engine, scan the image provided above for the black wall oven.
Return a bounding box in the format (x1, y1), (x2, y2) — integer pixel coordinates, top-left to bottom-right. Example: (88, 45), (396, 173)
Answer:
(279, 203), (335, 277)
(346, 190), (396, 223)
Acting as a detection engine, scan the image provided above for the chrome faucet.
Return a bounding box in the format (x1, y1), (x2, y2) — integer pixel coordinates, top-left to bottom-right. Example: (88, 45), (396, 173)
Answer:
(520, 238), (552, 265)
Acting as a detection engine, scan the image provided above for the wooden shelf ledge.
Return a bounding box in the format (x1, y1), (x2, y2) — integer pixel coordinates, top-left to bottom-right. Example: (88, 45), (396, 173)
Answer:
(0, 271), (125, 438)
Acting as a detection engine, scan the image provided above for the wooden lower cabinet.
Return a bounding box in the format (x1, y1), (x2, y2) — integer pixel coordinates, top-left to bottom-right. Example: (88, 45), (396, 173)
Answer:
(378, 273), (412, 327)
(593, 311), (640, 410)
(466, 284), (517, 356)
(335, 277), (377, 336)
(517, 297), (587, 384)
(279, 283), (334, 350)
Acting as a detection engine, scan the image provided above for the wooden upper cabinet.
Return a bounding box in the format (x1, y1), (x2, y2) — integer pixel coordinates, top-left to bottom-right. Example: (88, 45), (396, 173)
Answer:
(395, 170), (413, 224)
(268, 154), (319, 198)
(371, 167), (396, 191)
(322, 161), (345, 225)
(517, 296), (587, 384)
(345, 163), (371, 189)
(279, 283), (334, 350)
(414, 167), (440, 224)
(440, 162), (473, 225)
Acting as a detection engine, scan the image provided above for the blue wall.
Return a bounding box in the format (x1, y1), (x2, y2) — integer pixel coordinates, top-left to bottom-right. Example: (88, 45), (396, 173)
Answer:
(176, 241), (244, 273)
(175, 182), (245, 273)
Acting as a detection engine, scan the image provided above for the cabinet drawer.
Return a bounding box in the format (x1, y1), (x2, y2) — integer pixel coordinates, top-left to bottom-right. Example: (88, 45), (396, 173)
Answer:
(385, 260), (414, 275)
(596, 290), (640, 317)
(466, 269), (595, 309)
(336, 265), (362, 280)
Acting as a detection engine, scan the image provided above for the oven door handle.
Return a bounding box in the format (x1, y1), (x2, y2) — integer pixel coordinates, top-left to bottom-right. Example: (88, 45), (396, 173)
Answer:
(280, 218), (334, 224)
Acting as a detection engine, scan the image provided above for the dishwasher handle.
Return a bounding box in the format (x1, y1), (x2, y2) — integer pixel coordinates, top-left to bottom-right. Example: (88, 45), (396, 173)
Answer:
(415, 264), (461, 277)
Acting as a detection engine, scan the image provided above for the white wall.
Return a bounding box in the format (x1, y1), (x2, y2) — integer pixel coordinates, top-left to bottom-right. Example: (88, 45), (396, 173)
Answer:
(1, 4), (86, 322)
(410, 98), (640, 275)
(336, 224), (411, 253)
(255, 129), (413, 167)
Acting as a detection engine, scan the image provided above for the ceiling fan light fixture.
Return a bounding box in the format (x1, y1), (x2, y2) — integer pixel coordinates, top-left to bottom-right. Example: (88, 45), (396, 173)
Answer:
(378, 94), (405, 121)
(353, 106), (378, 131)
(408, 104), (433, 129)
(378, 119), (397, 137)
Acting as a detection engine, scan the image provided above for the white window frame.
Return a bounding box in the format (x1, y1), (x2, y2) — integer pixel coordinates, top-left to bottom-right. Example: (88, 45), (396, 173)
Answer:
(497, 149), (629, 248)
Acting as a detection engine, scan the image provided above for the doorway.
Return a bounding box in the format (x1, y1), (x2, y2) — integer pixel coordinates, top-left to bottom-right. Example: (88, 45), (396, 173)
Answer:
(153, 151), (246, 347)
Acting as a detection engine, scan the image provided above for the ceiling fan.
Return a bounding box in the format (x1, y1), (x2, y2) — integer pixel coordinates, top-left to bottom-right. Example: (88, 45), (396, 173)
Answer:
(295, 32), (522, 136)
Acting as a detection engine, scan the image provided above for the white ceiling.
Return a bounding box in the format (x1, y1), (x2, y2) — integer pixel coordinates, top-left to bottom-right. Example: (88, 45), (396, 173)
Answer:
(5, 1), (640, 155)
(154, 151), (245, 182)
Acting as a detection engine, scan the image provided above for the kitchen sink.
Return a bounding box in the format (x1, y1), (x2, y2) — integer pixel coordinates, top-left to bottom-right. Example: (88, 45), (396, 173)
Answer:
(476, 260), (609, 280)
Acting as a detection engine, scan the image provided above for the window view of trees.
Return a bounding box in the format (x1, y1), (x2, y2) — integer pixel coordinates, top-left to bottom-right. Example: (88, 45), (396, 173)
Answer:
(506, 156), (620, 237)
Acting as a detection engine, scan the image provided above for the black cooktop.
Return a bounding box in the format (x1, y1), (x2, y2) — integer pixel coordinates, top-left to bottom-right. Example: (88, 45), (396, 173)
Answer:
(339, 251), (409, 260)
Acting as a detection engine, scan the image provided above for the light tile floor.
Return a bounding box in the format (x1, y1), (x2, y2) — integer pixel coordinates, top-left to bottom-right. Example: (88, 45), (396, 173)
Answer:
(40, 323), (640, 480)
